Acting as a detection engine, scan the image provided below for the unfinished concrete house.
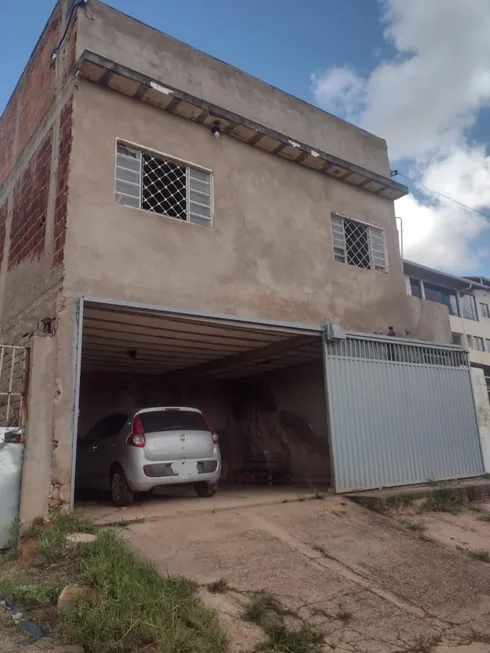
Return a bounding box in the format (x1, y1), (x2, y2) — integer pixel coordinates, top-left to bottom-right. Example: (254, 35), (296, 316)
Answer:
(0, 0), (485, 527)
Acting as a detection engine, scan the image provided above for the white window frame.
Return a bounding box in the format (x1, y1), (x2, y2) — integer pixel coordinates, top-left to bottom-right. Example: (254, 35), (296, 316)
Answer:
(473, 336), (485, 352)
(331, 213), (388, 272)
(480, 302), (490, 319)
(114, 139), (214, 228)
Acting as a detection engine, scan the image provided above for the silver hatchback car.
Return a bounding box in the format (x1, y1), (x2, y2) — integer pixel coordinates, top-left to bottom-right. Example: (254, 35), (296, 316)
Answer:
(76, 407), (221, 506)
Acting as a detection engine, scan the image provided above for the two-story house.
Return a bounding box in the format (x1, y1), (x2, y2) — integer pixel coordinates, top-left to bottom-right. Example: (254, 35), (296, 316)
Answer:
(1, 1), (484, 524)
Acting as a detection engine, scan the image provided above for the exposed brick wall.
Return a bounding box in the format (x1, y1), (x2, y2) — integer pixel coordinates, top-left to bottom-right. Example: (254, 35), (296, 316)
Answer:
(53, 101), (73, 267)
(16, 12), (60, 162)
(0, 203), (7, 269)
(0, 98), (18, 185)
(9, 133), (53, 269)
(0, 4), (79, 188)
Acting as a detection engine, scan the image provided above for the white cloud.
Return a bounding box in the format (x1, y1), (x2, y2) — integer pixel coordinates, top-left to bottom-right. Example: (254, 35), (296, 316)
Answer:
(310, 68), (366, 124)
(311, 0), (490, 272)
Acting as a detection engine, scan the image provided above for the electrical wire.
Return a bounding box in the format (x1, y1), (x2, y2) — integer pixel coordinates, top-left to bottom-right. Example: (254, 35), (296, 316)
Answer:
(51, 0), (87, 61)
(394, 170), (490, 220)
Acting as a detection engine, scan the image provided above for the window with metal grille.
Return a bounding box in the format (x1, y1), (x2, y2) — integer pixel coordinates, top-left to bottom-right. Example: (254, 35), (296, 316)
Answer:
(331, 214), (387, 271)
(115, 142), (213, 227)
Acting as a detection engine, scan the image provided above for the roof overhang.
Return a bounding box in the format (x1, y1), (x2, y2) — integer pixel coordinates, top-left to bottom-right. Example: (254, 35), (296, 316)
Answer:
(75, 50), (408, 201)
(403, 260), (488, 291)
(81, 299), (322, 379)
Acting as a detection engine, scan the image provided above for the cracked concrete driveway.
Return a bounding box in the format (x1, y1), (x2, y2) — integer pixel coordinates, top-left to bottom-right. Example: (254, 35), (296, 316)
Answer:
(122, 495), (490, 653)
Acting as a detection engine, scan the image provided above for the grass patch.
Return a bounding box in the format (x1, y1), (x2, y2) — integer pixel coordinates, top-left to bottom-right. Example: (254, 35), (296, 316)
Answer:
(0, 514), (226, 653)
(465, 548), (490, 563)
(207, 578), (230, 594)
(59, 529), (226, 653)
(423, 488), (465, 513)
(483, 473), (490, 480)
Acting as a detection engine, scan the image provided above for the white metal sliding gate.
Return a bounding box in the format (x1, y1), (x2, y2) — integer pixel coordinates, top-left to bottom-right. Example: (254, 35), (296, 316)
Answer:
(324, 330), (484, 492)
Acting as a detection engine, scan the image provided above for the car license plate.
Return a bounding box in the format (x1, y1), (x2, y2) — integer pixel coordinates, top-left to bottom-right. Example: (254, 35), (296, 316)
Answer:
(171, 461), (198, 477)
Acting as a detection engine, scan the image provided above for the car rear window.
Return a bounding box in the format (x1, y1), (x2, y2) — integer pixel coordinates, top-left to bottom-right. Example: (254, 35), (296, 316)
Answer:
(139, 410), (209, 433)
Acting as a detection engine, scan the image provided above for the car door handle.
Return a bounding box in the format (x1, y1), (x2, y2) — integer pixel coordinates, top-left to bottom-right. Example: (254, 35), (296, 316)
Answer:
(92, 445), (98, 452)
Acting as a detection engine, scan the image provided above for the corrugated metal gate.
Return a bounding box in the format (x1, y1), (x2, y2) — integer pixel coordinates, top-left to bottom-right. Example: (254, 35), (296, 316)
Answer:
(324, 331), (484, 492)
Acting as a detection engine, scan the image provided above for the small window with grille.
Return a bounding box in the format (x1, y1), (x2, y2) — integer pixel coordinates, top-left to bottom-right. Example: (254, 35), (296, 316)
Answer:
(115, 142), (213, 227)
(331, 214), (387, 271)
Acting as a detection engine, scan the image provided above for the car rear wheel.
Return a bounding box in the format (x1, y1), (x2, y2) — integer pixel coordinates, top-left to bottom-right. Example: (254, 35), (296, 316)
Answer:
(111, 466), (134, 507)
(194, 482), (217, 498)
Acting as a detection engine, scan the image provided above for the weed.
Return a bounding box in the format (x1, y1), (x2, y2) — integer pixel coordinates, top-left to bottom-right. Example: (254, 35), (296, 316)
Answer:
(102, 517), (147, 528)
(259, 623), (324, 653)
(407, 635), (441, 653)
(426, 479), (440, 488)
(477, 514), (490, 523)
(336, 607), (352, 624)
(423, 488), (464, 513)
(469, 630), (490, 644)
(404, 521), (427, 532)
(22, 517), (47, 539)
(311, 543), (329, 558)
(244, 592), (323, 653)
(418, 532), (433, 543)
(483, 473), (490, 480)
(465, 548), (490, 563)
(244, 591), (287, 627)
(386, 494), (414, 509)
(207, 578), (230, 594)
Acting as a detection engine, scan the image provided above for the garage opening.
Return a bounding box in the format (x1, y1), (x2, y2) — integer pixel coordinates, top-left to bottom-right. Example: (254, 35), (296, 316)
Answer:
(73, 299), (329, 505)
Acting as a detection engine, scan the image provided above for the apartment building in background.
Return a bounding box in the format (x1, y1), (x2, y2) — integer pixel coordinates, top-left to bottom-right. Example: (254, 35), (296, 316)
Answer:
(404, 260), (490, 380)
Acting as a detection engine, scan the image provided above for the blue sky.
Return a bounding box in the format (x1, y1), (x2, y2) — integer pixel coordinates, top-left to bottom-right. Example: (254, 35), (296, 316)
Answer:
(0, 0), (388, 116)
(2, 1), (490, 275)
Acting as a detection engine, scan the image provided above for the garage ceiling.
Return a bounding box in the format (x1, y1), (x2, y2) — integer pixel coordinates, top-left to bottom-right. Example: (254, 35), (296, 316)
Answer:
(82, 301), (323, 379)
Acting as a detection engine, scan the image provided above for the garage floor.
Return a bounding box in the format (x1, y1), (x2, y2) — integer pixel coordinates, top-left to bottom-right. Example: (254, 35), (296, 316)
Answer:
(116, 496), (490, 653)
(78, 484), (324, 525)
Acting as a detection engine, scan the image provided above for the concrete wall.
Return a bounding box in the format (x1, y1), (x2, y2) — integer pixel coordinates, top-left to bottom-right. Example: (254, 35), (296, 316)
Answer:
(77, 1), (390, 177)
(19, 335), (56, 526)
(470, 367), (490, 474)
(64, 81), (434, 340)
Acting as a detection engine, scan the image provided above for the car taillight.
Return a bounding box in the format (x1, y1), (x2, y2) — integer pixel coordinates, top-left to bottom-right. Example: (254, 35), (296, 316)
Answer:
(127, 415), (146, 447)
(204, 415), (218, 444)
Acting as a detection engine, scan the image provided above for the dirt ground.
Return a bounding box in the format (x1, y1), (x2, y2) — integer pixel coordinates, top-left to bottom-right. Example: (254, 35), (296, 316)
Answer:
(392, 501), (490, 555)
(121, 495), (490, 653)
